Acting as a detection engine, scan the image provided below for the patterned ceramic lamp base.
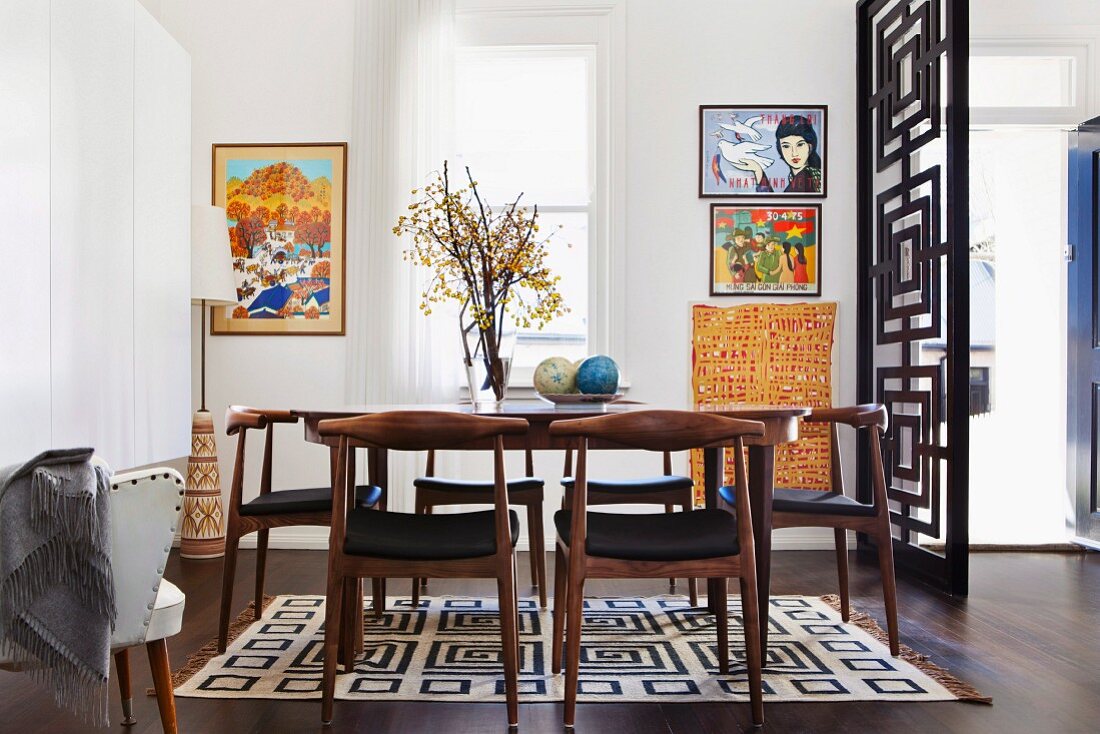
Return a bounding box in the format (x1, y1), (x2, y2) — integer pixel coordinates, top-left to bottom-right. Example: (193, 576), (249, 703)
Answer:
(182, 410), (226, 559)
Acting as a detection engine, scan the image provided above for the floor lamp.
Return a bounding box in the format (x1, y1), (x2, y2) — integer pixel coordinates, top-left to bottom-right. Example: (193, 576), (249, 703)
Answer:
(183, 205), (239, 559)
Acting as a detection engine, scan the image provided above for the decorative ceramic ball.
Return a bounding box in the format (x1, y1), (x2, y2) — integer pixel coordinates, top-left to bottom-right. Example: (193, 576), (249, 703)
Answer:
(533, 356), (578, 395)
(576, 355), (620, 395)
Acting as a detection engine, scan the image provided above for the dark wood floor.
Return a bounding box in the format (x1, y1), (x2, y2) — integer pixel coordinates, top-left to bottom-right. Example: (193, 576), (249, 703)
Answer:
(1, 548), (1097, 733)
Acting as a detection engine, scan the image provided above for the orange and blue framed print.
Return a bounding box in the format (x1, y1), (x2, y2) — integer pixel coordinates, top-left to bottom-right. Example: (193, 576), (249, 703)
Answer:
(710, 203), (821, 296)
(211, 142), (347, 335)
(699, 105), (827, 198)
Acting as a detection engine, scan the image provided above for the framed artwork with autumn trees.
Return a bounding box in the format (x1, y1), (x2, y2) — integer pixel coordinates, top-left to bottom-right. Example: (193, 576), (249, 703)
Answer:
(210, 143), (347, 335)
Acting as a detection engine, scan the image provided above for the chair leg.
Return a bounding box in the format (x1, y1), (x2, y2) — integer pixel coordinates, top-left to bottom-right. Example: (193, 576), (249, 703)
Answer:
(526, 505), (539, 589)
(216, 525), (241, 653)
(341, 578), (356, 673)
(551, 547), (568, 675)
(354, 578), (364, 655)
(114, 649), (135, 726)
(530, 505), (548, 609)
(834, 528), (850, 622)
(371, 577), (385, 620)
(683, 503), (699, 605)
(563, 566), (586, 728)
(497, 559), (520, 728)
(321, 571), (344, 726)
(254, 528), (269, 621)
(714, 577), (730, 675)
(146, 639), (178, 734)
(665, 504), (676, 591)
(738, 574), (765, 728)
(876, 525), (901, 656)
(412, 498), (428, 605)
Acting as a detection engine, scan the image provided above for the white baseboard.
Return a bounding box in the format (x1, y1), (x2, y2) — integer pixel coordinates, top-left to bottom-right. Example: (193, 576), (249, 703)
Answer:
(176, 526), (842, 552)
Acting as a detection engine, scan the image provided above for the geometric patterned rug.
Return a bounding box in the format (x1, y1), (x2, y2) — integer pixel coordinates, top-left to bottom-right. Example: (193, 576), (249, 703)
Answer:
(174, 595), (989, 704)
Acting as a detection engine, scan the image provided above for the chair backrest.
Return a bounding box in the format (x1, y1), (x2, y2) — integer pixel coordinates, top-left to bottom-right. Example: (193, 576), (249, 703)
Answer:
(108, 467), (185, 649)
(804, 404), (889, 510)
(549, 410), (764, 561)
(319, 412), (530, 557)
(225, 406), (301, 506)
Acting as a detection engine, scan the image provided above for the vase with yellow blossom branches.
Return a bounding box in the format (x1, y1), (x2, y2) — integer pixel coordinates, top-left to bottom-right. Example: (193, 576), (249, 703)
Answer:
(394, 162), (568, 406)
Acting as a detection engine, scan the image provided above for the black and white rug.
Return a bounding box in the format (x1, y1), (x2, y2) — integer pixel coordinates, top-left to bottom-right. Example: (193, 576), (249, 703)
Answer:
(174, 594), (987, 704)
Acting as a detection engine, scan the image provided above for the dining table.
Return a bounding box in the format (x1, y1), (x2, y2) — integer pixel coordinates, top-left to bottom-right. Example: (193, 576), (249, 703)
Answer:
(292, 400), (810, 656)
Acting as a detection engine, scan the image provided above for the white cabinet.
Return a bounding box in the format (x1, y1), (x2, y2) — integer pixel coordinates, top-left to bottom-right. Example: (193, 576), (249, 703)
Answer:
(0, 1), (191, 470)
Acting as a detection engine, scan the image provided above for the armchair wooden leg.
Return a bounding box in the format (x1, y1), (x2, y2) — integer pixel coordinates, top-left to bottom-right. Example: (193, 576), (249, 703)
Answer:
(371, 577), (385, 619)
(340, 578), (356, 673)
(530, 506), (548, 609)
(563, 565), (586, 728)
(321, 571), (343, 726)
(355, 578), (364, 655)
(113, 649), (135, 726)
(665, 504), (676, 591)
(216, 524), (241, 653)
(146, 639), (178, 734)
(834, 528), (850, 622)
(739, 573), (765, 728)
(254, 528), (269, 620)
(714, 577), (730, 675)
(412, 499), (428, 606)
(497, 560), (520, 728)
(683, 503), (699, 606)
(551, 548), (568, 675)
(875, 525), (901, 656)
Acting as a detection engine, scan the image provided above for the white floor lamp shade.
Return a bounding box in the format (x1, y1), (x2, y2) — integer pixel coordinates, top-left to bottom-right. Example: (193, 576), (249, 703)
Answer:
(183, 205), (238, 560)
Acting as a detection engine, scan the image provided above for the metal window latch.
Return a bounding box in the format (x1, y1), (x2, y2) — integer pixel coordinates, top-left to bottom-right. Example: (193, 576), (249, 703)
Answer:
(1065, 244), (1076, 262)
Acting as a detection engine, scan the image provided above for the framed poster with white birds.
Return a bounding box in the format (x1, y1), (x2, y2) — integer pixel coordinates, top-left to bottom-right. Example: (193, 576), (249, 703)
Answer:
(699, 105), (827, 198)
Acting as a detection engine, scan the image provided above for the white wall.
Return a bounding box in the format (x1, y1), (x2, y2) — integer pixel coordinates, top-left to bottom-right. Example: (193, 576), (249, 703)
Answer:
(1, 0), (191, 471)
(146, 0), (858, 550)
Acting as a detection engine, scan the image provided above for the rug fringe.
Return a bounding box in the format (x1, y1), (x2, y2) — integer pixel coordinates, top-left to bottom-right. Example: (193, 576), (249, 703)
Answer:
(146, 595), (276, 695)
(819, 594), (992, 704)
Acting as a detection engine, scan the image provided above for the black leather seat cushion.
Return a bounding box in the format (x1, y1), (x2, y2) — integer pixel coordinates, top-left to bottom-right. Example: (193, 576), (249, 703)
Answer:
(554, 509), (738, 561)
(414, 477), (544, 493)
(718, 486), (876, 517)
(344, 508), (519, 560)
(239, 485), (383, 516)
(560, 475), (694, 494)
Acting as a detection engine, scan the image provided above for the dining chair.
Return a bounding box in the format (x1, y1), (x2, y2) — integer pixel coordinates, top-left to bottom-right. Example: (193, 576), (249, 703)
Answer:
(550, 410), (766, 728)
(217, 406), (384, 654)
(317, 411), (529, 728)
(560, 449), (699, 606)
(719, 403), (900, 655)
(411, 446), (547, 607)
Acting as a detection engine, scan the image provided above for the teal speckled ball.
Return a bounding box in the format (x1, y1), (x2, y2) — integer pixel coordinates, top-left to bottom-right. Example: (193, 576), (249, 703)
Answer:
(576, 355), (620, 394)
(533, 356), (578, 395)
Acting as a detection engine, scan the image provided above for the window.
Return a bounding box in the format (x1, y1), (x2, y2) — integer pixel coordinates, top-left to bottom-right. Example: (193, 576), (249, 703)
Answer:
(453, 46), (594, 370)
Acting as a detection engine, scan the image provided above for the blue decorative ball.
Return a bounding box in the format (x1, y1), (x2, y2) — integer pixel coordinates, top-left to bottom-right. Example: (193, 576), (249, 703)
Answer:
(575, 355), (620, 394)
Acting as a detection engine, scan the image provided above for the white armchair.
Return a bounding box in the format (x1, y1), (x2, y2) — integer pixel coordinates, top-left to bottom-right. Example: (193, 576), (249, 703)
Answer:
(1, 464), (186, 732)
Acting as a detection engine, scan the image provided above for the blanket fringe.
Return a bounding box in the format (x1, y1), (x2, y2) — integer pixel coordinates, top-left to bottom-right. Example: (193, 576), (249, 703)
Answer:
(819, 594), (992, 704)
(151, 595), (277, 694)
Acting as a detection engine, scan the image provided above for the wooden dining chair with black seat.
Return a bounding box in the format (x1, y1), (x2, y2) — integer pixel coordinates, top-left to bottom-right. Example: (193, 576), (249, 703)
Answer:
(550, 410), (766, 729)
(718, 403), (900, 655)
(217, 406), (384, 654)
(560, 449), (699, 606)
(411, 446), (547, 608)
(317, 411), (529, 728)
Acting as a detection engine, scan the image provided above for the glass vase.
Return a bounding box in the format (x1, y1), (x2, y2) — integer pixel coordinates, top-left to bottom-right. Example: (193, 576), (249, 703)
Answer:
(462, 324), (516, 409)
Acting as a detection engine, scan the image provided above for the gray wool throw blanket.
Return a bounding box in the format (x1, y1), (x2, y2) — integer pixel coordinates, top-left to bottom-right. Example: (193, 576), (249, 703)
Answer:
(0, 448), (117, 726)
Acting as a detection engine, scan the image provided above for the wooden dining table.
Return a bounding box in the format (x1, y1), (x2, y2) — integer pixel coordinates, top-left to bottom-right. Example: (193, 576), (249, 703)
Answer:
(293, 400), (810, 656)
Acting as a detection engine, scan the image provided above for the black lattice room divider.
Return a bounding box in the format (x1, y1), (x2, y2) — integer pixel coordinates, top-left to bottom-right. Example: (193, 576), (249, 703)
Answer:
(856, 0), (970, 595)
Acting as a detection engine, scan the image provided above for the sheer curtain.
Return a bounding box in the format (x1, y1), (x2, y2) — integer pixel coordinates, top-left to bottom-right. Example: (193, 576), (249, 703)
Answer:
(345, 0), (458, 511)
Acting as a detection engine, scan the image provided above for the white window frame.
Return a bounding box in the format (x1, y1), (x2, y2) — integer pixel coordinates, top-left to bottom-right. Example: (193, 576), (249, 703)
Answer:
(970, 31), (1096, 126)
(455, 0), (627, 389)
